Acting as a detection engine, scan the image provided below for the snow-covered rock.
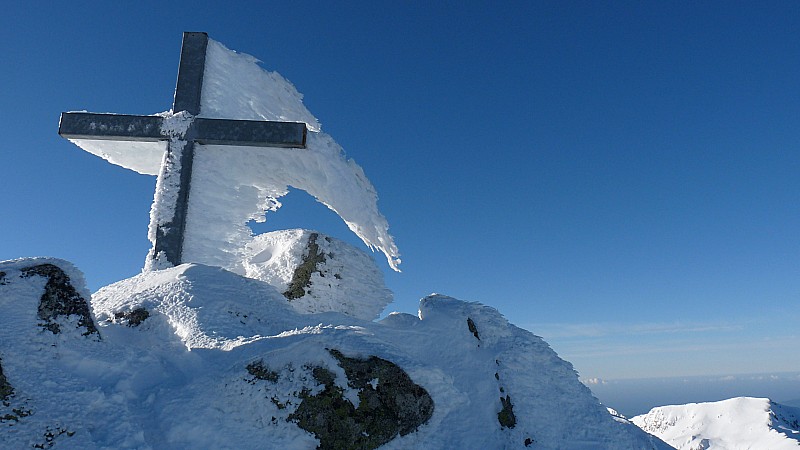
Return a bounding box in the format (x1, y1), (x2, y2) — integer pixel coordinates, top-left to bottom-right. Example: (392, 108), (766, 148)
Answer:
(243, 229), (392, 320)
(0, 257), (667, 449)
(0, 257), (98, 337)
(632, 396), (800, 449)
(0, 258), (113, 448)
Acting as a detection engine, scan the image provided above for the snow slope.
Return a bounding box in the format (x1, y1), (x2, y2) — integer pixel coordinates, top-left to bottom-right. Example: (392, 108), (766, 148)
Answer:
(1, 257), (668, 449)
(632, 397), (800, 449)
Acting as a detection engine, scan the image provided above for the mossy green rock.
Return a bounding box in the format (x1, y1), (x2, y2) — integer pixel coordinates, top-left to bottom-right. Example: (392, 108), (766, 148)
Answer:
(283, 233), (326, 300)
(288, 349), (434, 450)
(498, 395), (516, 429)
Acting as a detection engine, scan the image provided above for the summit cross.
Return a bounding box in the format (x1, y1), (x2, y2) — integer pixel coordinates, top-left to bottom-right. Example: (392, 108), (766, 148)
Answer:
(58, 32), (307, 268)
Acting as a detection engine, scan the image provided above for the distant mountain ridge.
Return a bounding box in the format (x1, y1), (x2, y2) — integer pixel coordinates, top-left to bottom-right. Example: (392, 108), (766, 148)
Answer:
(783, 398), (800, 408)
(632, 396), (800, 449)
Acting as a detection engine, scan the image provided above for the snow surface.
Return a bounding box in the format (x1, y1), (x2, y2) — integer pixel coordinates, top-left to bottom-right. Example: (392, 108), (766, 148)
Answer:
(68, 38), (400, 273)
(1, 257), (667, 449)
(632, 397), (800, 449)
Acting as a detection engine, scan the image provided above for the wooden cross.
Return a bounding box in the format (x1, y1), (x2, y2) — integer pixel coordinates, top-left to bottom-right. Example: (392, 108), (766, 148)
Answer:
(58, 32), (307, 268)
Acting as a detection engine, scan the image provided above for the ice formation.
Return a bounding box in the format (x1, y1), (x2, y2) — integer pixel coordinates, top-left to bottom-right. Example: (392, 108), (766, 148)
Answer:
(69, 38), (400, 274)
(68, 138), (165, 175)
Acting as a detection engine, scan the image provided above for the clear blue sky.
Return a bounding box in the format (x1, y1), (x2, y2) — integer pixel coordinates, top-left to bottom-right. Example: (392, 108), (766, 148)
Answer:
(2, 2), (798, 388)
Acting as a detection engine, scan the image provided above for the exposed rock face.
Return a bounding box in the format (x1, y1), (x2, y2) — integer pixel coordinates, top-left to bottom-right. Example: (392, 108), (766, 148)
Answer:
(467, 316), (518, 431)
(287, 349), (434, 450)
(113, 307), (150, 327)
(284, 232), (327, 300)
(20, 263), (98, 335)
(467, 317), (481, 341)
(498, 394), (517, 429)
(245, 360), (279, 382)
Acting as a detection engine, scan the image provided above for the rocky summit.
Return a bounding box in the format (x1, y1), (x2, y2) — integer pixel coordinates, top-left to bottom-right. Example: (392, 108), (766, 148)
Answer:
(0, 257), (668, 449)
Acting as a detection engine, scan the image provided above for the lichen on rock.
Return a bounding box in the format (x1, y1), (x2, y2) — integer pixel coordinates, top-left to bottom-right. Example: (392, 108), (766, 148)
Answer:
(283, 233), (326, 300)
(498, 394), (516, 429)
(286, 348), (434, 450)
(246, 360), (279, 382)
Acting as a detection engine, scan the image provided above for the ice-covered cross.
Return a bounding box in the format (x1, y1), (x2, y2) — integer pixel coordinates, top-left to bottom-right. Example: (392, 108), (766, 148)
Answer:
(58, 32), (307, 268)
(59, 32), (401, 276)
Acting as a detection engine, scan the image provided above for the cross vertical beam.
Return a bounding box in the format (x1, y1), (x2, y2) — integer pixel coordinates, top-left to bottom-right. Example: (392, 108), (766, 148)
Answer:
(152, 32), (209, 266)
(58, 31), (307, 270)
(173, 32), (208, 115)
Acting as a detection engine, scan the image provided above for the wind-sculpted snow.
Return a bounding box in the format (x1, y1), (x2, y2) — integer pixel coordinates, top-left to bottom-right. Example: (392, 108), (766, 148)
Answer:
(186, 38), (399, 272)
(632, 397), (800, 449)
(0, 258), (667, 449)
(68, 138), (166, 176)
(69, 38), (400, 273)
(199, 39), (320, 132)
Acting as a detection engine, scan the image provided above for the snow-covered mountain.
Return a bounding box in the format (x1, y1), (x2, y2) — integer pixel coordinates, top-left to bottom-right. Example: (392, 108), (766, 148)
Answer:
(632, 397), (800, 449)
(3, 32), (675, 449)
(0, 254), (669, 449)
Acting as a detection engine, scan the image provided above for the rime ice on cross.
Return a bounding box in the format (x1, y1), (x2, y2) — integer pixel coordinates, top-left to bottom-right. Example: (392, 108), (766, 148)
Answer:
(58, 32), (307, 269)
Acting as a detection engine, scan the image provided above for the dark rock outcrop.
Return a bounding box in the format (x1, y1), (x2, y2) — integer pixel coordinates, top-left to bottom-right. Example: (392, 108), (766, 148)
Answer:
(284, 349), (434, 450)
(246, 360), (278, 382)
(20, 264), (98, 336)
(113, 307), (150, 327)
(283, 233), (327, 300)
(498, 394), (516, 429)
(467, 317), (480, 341)
(0, 357), (32, 424)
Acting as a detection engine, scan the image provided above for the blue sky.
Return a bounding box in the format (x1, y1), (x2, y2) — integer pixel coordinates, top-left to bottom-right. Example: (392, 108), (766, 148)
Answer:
(2, 1), (798, 397)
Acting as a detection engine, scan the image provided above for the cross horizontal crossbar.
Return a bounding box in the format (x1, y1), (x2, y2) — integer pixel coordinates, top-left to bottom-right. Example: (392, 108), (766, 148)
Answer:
(58, 113), (163, 141)
(193, 117), (306, 147)
(58, 112), (307, 148)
